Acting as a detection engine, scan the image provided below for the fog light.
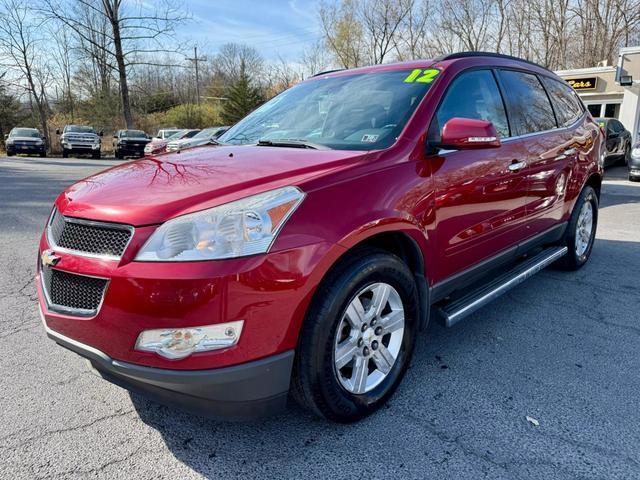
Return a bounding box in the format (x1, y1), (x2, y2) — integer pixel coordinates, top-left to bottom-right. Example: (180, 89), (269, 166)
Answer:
(135, 320), (243, 360)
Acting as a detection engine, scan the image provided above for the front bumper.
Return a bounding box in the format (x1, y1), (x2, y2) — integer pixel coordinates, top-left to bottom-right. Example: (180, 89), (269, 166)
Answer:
(629, 156), (640, 177)
(43, 308), (294, 419)
(7, 144), (46, 154)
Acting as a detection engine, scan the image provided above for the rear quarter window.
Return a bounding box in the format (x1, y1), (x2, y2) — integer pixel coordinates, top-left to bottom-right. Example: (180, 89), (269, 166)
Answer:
(541, 77), (584, 127)
(498, 70), (557, 135)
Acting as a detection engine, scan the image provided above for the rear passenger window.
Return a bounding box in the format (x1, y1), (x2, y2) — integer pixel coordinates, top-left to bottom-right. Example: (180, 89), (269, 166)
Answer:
(499, 70), (557, 135)
(432, 69), (510, 140)
(541, 77), (584, 127)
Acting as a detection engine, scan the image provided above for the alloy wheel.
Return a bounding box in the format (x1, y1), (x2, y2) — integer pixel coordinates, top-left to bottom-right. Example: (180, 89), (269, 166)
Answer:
(575, 200), (594, 257)
(333, 282), (405, 394)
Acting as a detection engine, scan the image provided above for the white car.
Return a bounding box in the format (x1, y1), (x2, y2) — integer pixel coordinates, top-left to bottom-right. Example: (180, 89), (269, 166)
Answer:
(166, 126), (229, 152)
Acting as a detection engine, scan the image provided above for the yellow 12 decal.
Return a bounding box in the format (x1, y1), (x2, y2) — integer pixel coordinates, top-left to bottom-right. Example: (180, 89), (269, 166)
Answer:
(404, 68), (440, 83)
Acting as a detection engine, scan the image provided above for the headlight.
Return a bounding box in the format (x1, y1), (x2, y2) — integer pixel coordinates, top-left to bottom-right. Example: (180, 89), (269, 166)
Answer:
(135, 320), (244, 359)
(6, 139), (13, 145)
(136, 186), (305, 261)
(632, 147), (640, 158)
(35, 139), (43, 145)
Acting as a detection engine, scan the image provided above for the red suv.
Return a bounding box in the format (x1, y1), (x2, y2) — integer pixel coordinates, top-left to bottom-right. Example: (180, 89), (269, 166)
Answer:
(38, 53), (603, 422)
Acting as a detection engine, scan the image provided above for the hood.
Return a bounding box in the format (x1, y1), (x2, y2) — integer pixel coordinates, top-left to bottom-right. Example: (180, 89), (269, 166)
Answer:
(57, 144), (367, 225)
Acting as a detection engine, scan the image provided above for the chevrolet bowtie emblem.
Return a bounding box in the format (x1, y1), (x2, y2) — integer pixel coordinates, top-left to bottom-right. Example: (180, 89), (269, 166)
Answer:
(41, 249), (61, 267)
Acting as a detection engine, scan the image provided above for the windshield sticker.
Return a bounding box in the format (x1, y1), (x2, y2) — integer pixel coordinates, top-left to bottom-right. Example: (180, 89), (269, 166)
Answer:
(404, 68), (440, 83)
(361, 134), (379, 143)
(597, 121), (605, 127)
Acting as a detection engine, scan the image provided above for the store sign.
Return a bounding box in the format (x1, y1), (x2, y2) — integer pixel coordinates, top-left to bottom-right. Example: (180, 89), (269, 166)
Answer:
(566, 77), (598, 90)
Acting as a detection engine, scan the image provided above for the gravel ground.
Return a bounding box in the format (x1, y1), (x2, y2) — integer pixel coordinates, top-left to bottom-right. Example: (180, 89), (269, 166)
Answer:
(1, 156), (639, 479)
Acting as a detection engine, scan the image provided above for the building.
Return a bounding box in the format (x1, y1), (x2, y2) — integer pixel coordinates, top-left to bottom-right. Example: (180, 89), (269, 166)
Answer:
(556, 46), (640, 142)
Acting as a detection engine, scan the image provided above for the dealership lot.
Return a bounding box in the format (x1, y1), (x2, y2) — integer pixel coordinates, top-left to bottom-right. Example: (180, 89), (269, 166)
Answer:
(1, 156), (639, 479)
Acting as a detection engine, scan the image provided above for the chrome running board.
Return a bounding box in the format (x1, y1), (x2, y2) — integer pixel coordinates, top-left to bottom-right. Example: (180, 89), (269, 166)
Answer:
(438, 246), (568, 328)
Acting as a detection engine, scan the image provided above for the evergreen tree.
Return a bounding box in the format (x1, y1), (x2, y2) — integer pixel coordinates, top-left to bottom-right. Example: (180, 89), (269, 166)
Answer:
(221, 61), (264, 125)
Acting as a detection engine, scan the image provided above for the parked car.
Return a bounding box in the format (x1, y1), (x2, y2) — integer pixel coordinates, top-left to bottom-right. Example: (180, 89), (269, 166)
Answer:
(629, 141), (640, 181)
(113, 129), (151, 159)
(144, 129), (200, 156)
(166, 126), (229, 152)
(595, 117), (632, 167)
(56, 125), (103, 159)
(5, 127), (46, 157)
(38, 52), (603, 423)
(153, 128), (181, 141)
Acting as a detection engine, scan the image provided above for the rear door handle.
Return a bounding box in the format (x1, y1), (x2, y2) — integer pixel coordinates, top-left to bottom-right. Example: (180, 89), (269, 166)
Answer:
(508, 160), (527, 172)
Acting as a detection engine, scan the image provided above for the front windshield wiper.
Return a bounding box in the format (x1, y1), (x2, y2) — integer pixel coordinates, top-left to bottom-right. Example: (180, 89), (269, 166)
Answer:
(256, 139), (329, 150)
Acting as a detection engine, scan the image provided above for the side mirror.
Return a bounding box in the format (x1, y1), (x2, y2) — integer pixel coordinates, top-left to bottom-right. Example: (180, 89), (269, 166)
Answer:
(55, 129), (61, 135)
(439, 117), (501, 149)
(99, 130), (104, 137)
(4, 134), (8, 141)
(607, 131), (619, 139)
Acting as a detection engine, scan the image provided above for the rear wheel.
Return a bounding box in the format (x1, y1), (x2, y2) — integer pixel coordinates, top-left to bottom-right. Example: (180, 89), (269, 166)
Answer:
(62, 150), (68, 158)
(291, 248), (418, 422)
(621, 144), (631, 166)
(555, 186), (598, 270)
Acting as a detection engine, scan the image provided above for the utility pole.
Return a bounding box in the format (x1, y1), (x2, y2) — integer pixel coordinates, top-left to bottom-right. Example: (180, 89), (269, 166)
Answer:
(187, 46), (207, 104)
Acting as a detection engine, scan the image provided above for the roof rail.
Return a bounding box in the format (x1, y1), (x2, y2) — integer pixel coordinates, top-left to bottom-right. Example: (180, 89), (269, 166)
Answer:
(312, 68), (345, 77)
(434, 51), (551, 72)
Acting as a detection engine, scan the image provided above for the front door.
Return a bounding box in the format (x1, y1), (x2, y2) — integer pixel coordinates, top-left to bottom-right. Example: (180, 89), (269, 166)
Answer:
(427, 69), (530, 281)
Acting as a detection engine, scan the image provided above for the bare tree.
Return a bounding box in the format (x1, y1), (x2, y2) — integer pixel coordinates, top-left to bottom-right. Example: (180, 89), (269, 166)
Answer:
(0, 0), (51, 140)
(319, 0), (365, 68)
(42, 0), (188, 128)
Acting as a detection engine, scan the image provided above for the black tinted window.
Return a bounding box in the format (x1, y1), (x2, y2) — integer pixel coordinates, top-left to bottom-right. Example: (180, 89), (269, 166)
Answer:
(432, 70), (509, 139)
(541, 77), (583, 127)
(499, 70), (557, 134)
(611, 120), (625, 133)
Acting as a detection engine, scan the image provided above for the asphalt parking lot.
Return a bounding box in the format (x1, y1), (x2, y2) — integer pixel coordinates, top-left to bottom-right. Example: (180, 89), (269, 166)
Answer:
(1, 155), (639, 479)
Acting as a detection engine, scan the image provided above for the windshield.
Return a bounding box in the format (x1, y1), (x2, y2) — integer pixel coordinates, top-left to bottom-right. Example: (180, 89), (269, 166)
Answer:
(122, 130), (146, 138)
(160, 129), (180, 138)
(166, 130), (187, 141)
(193, 128), (219, 139)
(66, 125), (96, 134)
(218, 69), (438, 150)
(181, 130), (200, 139)
(11, 128), (40, 138)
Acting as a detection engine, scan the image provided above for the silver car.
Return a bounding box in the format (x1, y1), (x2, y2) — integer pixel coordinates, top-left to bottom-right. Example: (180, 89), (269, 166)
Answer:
(166, 126), (229, 152)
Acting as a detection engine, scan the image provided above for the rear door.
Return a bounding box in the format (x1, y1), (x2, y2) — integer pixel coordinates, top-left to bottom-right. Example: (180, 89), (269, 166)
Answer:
(497, 70), (572, 234)
(428, 69), (530, 280)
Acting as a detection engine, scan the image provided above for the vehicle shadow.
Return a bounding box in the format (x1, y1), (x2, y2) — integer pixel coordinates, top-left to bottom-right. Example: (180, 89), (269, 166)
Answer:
(128, 236), (640, 478)
(599, 166), (639, 208)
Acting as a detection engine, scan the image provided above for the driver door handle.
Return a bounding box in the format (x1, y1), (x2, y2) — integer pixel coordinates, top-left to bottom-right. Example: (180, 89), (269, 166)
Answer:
(508, 160), (527, 172)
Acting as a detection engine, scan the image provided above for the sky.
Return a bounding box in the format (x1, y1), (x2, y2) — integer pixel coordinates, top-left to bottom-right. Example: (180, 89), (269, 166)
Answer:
(179, 0), (323, 61)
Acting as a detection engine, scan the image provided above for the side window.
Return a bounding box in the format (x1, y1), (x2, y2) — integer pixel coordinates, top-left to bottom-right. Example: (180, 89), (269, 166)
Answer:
(431, 69), (510, 140)
(541, 77), (584, 127)
(498, 70), (557, 135)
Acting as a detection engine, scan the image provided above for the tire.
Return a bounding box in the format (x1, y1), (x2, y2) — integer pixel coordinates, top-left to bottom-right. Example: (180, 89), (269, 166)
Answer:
(555, 186), (598, 270)
(92, 151), (101, 159)
(62, 150), (68, 158)
(40, 152), (46, 158)
(629, 175), (640, 183)
(115, 150), (123, 159)
(620, 144), (631, 166)
(291, 248), (419, 422)
(6, 151), (13, 157)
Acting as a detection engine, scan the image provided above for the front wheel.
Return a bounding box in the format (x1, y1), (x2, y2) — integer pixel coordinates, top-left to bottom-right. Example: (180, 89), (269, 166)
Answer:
(92, 151), (101, 159)
(555, 186), (598, 270)
(291, 248), (419, 422)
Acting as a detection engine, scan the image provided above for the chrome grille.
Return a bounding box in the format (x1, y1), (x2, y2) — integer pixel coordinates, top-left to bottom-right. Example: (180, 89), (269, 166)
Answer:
(41, 265), (108, 316)
(48, 210), (133, 259)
